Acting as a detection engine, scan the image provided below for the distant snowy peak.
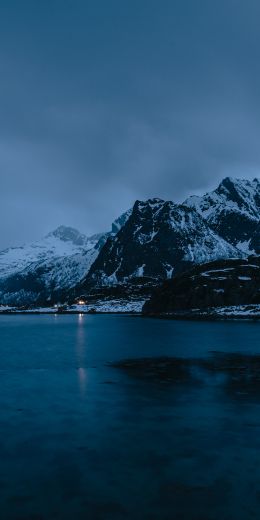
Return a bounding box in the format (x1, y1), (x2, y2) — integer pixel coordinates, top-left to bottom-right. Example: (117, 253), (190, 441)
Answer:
(47, 211), (132, 247)
(0, 224), (105, 305)
(85, 197), (241, 286)
(47, 225), (88, 246)
(0, 226), (96, 280)
(0, 208), (133, 283)
(0, 206), (134, 305)
(185, 177), (260, 253)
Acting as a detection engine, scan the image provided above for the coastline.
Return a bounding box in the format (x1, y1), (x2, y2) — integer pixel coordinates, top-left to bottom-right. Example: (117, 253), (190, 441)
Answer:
(1, 303), (260, 320)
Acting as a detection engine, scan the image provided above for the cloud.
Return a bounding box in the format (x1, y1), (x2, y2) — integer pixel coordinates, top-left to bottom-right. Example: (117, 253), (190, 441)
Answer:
(1, 0), (260, 247)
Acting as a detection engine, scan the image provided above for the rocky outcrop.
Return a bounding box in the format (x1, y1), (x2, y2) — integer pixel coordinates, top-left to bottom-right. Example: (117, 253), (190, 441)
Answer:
(143, 256), (260, 314)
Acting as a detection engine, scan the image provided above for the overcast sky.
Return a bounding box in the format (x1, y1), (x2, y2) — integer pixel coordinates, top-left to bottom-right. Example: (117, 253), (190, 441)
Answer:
(1, 0), (260, 248)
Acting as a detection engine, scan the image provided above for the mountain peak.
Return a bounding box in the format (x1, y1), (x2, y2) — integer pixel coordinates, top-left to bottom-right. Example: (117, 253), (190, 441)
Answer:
(47, 226), (87, 245)
(215, 177), (260, 209)
(86, 195), (240, 286)
(218, 176), (260, 191)
(133, 198), (167, 214)
(136, 197), (165, 206)
(146, 197), (165, 204)
(185, 176), (260, 252)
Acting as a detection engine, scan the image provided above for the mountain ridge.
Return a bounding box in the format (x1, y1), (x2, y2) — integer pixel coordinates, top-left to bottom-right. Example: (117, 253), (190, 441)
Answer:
(185, 177), (260, 253)
(0, 213), (131, 305)
(83, 197), (241, 288)
(0, 177), (259, 306)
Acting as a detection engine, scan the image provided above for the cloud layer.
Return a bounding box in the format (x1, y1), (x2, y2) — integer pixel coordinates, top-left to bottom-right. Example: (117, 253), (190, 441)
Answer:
(1, 0), (260, 247)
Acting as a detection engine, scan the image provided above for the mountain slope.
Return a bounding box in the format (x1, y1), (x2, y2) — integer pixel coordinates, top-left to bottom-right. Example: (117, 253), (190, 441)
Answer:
(84, 198), (241, 287)
(185, 177), (260, 253)
(143, 256), (260, 314)
(0, 226), (100, 280)
(0, 212), (132, 305)
(0, 226), (103, 305)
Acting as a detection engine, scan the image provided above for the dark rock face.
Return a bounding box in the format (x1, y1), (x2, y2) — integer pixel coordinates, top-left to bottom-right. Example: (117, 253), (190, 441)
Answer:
(185, 177), (260, 253)
(143, 256), (260, 314)
(0, 265), (75, 306)
(0, 271), (47, 306)
(250, 223), (260, 254)
(85, 198), (239, 286)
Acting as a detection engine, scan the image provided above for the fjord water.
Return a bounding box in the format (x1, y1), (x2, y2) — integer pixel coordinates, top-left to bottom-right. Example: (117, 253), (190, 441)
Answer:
(0, 316), (260, 520)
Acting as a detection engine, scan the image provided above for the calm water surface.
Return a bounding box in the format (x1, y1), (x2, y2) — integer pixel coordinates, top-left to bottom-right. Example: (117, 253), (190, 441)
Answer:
(0, 315), (260, 519)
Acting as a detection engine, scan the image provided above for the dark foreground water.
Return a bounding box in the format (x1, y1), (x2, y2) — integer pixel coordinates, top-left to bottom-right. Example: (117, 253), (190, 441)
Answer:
(0, 315), (260, 520)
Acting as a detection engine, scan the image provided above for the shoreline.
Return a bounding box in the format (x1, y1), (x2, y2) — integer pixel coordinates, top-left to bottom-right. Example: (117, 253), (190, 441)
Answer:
(0, 309), (260, 321)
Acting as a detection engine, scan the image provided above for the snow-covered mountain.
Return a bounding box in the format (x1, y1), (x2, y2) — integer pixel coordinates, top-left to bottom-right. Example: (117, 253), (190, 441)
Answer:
(0, 226), (103, 305)
(185, 177), (260, 254)
(0, 212), (132, 305)
(83, 198), (241, 287)
(0, 226), (100, 280)
(1, 177), (259, 307)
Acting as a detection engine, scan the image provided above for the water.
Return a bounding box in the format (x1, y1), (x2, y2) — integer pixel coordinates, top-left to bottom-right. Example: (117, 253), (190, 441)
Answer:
(0, 315), (260, 519)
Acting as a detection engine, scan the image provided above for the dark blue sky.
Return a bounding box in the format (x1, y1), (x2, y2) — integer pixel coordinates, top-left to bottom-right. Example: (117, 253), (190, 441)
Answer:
(1, 0), (260, 247)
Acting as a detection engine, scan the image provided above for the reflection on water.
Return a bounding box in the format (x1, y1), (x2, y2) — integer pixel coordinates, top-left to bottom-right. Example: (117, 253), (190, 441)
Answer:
(0, 315), (260, 520)
(77, 367), (87, 396)
(76, 315), (88, 396)
(76, 313), (85, 361)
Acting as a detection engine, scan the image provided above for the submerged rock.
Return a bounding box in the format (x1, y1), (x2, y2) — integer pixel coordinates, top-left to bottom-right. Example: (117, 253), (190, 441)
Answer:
(108, 357), (194, 383)
(109, 353), (260, 398)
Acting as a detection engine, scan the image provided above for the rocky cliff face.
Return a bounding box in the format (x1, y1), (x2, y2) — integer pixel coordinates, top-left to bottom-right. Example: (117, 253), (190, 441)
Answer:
(85, 198), (240, 287)
(185, 177), (260, 253)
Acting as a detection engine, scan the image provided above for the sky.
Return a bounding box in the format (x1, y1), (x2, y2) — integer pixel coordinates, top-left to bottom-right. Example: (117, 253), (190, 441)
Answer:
(1, 0), (260, 248)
